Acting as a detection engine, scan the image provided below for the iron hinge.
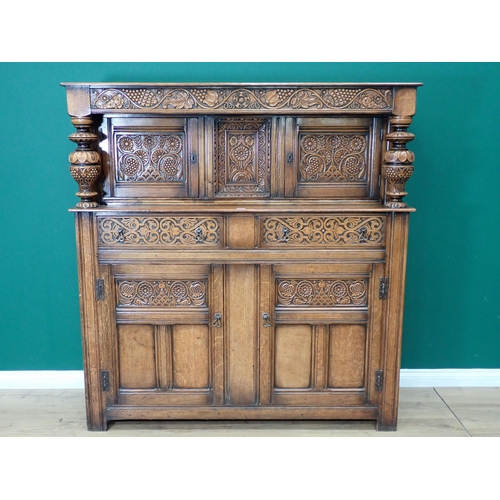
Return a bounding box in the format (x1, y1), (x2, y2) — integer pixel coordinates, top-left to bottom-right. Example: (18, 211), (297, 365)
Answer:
(100, 369), (110, 392)
(95, 278), (105, 301)
(375, 369), (384, 392)
(379, 277), (389, 299)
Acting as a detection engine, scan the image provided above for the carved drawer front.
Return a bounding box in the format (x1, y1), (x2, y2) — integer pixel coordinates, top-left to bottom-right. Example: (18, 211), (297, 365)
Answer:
(260, 215), (385, 247)
(213, 117), (272, 198)
(103, 117), (200, 200)
(97, 215), (223, 248)
(284, 117), (383, 199)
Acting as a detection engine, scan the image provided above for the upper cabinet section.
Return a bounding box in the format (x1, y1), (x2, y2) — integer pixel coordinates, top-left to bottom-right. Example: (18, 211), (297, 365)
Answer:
(62, 83), (421, 208)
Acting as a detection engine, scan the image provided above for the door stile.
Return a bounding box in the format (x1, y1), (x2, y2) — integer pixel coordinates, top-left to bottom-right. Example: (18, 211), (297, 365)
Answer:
(76, 212), (108, 431)
(259, 264), (273, 405)
(377, 213), (409, 430)
(211, 264), (225, 405)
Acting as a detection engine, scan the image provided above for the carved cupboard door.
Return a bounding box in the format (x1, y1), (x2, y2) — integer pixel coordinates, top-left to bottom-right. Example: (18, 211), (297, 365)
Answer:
(284, 117), (383, 199)
(259, 263), (384, 407)
(100, 117), (201, 201)
(101, 263), (224, 407)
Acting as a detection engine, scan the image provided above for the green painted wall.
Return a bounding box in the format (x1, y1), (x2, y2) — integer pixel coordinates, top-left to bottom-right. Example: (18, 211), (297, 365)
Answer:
(0, 62), (499, 370)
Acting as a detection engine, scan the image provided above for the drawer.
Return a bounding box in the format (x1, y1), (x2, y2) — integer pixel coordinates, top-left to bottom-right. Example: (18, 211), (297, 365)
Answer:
(260, 215), (386, 247)
(97, 215), (223, 248)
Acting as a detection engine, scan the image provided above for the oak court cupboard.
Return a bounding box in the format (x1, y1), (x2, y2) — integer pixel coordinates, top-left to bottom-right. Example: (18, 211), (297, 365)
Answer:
(62, 82), (420, 431)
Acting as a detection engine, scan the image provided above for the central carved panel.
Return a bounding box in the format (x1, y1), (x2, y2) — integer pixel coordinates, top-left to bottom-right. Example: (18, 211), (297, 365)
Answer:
(299, 133), (368, 182)
(214, 118), (271, 197)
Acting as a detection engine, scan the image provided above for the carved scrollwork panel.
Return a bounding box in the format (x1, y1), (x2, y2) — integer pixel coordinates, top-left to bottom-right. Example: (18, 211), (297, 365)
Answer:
(98, 217), (221, 246)
(214, 118), (271, 197)
(277, 279), (368, 307)
(262, 216), (385, 246)
(117, 280), (207, 307)
(299, 134), (368, 182)
(115, 133), (184, 182)
(91, 87), (393, 112)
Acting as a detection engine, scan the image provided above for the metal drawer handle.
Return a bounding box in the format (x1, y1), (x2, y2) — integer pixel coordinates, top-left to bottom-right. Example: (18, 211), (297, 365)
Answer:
(194, 227), (205, 242)
(212, 312), (222, 328)
(358, 226), (368, 243)
(262, 313), (272, 328)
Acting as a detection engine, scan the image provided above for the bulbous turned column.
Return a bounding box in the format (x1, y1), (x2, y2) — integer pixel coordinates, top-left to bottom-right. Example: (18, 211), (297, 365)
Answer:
(68, 117), (101, 208)
(382, 115), (415, 208)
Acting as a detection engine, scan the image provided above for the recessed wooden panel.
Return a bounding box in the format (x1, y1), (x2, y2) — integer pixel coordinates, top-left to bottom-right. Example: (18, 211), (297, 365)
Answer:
(227, 215), (256, 249)
(118, 324), (156, 389)
(328, 324), (366, 388)
(275, 324), (312, 389)
(172, 325), (210, 389)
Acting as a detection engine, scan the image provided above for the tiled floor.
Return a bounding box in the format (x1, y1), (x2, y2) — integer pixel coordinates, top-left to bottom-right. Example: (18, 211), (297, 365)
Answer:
(1, 387), (499, 436)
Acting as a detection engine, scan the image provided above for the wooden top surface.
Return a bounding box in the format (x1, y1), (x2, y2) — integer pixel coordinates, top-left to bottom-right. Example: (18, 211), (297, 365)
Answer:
(61, 82), (423, 87)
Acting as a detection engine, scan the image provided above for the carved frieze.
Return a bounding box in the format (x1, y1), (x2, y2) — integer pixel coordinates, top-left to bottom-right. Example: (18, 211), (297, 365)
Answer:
(115, 133), (184, 182)
(299, 134), (368, 182)
(214, 118), (271, 197)
(90, 87), (392, 112)
(262, 216), (385, 245)
(277, 279), (367, 306)
(117, 280), (207, 307)
(98, 217), (220, 246)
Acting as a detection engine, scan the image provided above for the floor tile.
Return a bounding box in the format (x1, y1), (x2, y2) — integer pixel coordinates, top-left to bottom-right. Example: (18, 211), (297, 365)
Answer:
(435, 387), (500, 437)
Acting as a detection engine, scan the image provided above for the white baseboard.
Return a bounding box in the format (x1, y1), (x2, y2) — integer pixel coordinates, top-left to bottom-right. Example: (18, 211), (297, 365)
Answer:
(399, 369), (500, 387)
(0, 369), (499, 389)
(0, 371), (85, 389)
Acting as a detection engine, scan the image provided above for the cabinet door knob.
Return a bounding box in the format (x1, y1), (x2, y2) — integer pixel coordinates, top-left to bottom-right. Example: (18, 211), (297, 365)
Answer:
(212, 312), (222, 328)
(262, 313), (272, 327)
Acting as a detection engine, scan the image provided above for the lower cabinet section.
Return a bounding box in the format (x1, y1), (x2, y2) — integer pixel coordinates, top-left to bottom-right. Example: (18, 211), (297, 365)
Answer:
(97, 262), (385, 426)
